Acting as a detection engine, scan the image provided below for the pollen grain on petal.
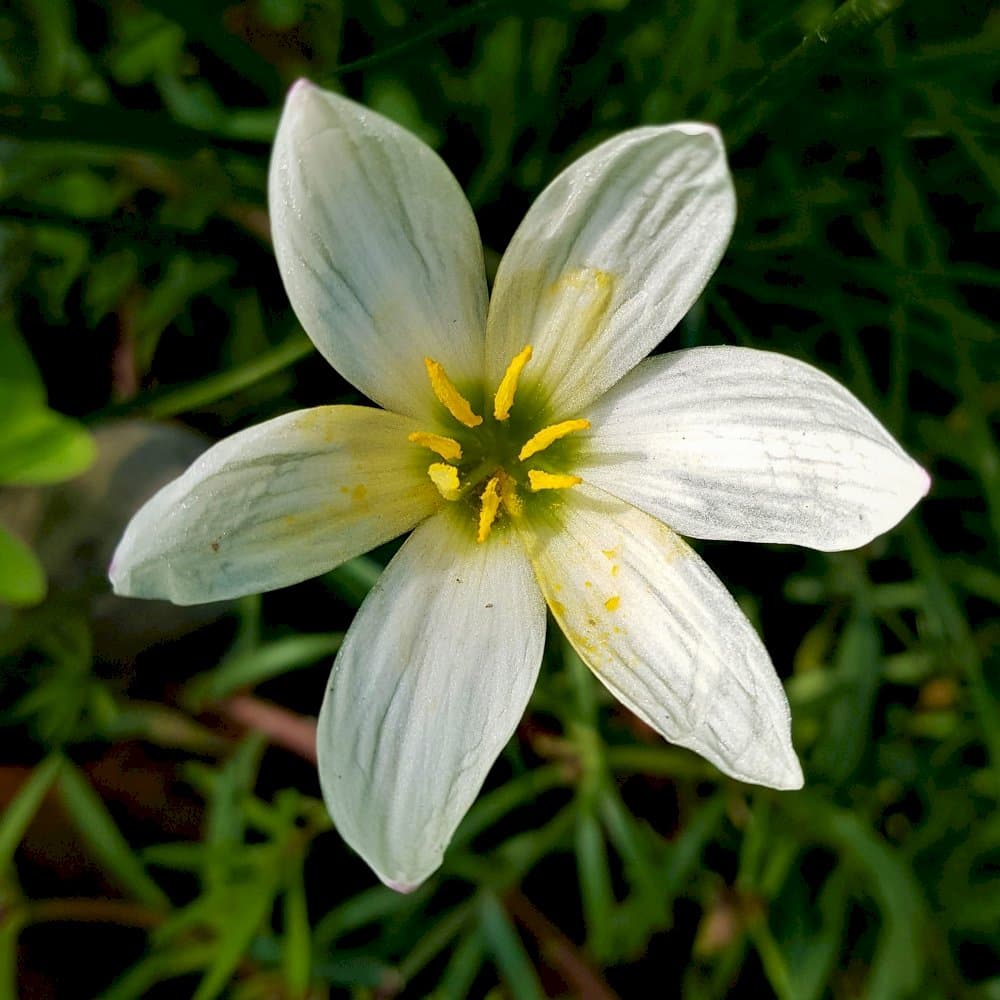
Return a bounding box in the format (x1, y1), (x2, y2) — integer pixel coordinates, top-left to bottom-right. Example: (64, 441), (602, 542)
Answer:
(424, 357), (482, 428)
(493, 345), (533, 420)
(407, 431), (463, 462)
(528, 470), (583, 492)
(477, 475), (502, 543)
(427, 462), (462, 501)
(518, 419), (591, 461)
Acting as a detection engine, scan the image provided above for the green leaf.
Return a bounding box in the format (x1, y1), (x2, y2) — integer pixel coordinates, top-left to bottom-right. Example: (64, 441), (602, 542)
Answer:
(324, 555), (383, 608)
(811, 610), (881, 783)
(83, 248), (140, 325)
(101, 943), (216, 1000)
(0, 525), (46, 606)
(434, 929), (485, 1000)
(0, 905), (26, 1000)
(477, 892), (544, 1000)
(724, 0), (908, 146)
(56, 759), (169, 909)
(97, 330), (313, 421)
(0, 755), (64, 872)
(0, 406), (96, 485)
(191, 882), (277, 1000)
(0, 316), (45, 412)
(134, 254), (234, 372)
(201, 735), (266, 874)
(575, 806), (615, 960)
(785, 870), (850, 1000)
(185, 633), (342, 708)
(281, 861), (312, 998)
(776, 793), (929, 1000)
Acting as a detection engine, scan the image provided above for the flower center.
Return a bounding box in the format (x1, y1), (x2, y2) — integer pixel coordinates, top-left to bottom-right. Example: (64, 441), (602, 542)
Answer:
(408, 346), (589, 542)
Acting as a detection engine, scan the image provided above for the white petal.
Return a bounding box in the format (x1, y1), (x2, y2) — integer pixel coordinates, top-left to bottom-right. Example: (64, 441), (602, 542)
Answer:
(519, 484), (802, 789)
(485, 124), (734, 416)
(317, 510), (546, 889)
(110, 406), (438, 604)
(577, 347), (930, 551)
(269, 81), (488, 418)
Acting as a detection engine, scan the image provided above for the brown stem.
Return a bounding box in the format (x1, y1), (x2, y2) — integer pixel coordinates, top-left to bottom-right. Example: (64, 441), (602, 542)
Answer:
(504, 889), (620, 1000)
(218, 694), (317, 763)
(27, 898), (165, 928)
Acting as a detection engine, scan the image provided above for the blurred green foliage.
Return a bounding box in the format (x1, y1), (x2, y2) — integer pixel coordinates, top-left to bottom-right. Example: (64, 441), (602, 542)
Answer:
(0, 319), (95, 604)
(0, 0), (997, 997)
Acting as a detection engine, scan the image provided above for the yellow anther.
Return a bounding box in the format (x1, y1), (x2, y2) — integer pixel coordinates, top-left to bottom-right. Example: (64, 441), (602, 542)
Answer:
(528, 470), (582, 492)
(408, 431), (463, 462)
(518, 419), (591, 461)
(477, 475), (502, 543)
(428, 462), (461, 501)
(424, 357), (482, 428)
(493, 345), (533, 420)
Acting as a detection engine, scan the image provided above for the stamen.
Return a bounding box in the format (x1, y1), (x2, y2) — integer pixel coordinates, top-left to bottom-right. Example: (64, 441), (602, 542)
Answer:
(477, 475), (502, 543)
(518, 419), (591, 461)
(408, 431), (463, 462)
(424, 358), (482, 428)
(528, 470), (582, 492)
(493, 345), (533, 420)
(499, 470), (522, 518)
(428, 462), (461, 501)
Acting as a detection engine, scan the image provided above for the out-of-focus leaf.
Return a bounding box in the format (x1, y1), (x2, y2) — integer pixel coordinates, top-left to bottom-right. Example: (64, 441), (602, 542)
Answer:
(0, 904), (25, 1000)
(0, 755), (64, 870)
(185, 633), (342, 708)
(781, 868), (849, 1000)
(0, 315), (45, 410)
(313, 885), (407, 951)
(281, 861), (311, 998)
(0, 525), (46, 606)
(0, 94), (267, 156)
(134, 254), (234, 371)
(777, 793), (929, 1000)
(367, 77), (442, 148)
(324, 555), (383, 608)
(811, 610), (881, 783)
(477, 892), (544, 1000)
(190, 880), (278, 1000)
(102, 943), (216, 1000)
(725, 0), (907, 145)
(434, 928), (485, 999)
(56, 759), (169, 908)
(31, 226), (90, 320)
(0, 405), (96, 485)
(200, 735), (266, 875)
(575, 806), (615, 959)
(258, 0), (305, 30)
(83, 248), (140, 325)
(107, 10), (185, 85)
(99, 330), (313, 421)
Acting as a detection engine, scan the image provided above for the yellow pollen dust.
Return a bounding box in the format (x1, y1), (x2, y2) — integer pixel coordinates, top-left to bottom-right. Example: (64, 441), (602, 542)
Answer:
(424, 358), (482, 428)
(477, 475), (502, 543)
(493, 345), (533, 420)
(408, 431), (462, 462)
(519, 419), (590, 461)
(427, 462), (461, 501)
(499, 470), (522, 518)
(528, 470), (582, 492)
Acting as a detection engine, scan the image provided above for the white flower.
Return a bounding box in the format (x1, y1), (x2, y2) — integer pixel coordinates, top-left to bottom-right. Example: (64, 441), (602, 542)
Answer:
(110, 80), (929, 891)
